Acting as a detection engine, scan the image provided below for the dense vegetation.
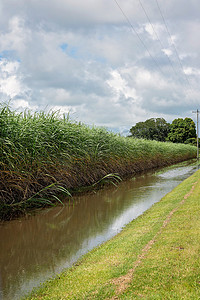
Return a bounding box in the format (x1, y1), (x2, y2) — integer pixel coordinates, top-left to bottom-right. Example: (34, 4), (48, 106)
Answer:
(129, 118), (170, 141)
(166, 117), (197, 144)
(0, 106), (197, 219)
(130, 117), (197, 144)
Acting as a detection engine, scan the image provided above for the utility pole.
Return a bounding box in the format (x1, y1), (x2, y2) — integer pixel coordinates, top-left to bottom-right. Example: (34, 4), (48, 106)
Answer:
(192, 109), (199, 161)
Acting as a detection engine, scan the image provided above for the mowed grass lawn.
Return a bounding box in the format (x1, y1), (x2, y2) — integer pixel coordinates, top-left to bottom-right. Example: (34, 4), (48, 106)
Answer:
(26, 168), (200, 299)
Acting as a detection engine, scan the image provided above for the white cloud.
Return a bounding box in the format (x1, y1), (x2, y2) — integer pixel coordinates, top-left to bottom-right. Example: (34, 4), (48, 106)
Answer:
(108, 71), (130, 96)
(0, 0), (200, 131)
(0, 60), (22, 97)
(12, 99), (30, 109)
(135, 68), (170, 90)
(162, 48), (173, 56)
(183, 67), (200, 76)
(0, 75), (21, 97)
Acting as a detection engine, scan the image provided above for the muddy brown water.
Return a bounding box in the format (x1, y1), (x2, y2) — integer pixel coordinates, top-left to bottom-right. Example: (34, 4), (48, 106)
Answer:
(0, 160), (199, 300)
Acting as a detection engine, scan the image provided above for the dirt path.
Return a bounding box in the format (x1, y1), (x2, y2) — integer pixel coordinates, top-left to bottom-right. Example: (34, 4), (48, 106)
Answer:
(110, 181), (198, 299)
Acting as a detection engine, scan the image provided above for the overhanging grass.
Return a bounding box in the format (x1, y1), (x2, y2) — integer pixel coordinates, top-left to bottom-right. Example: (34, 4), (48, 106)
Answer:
(0, 105), (197, 219)
(25, 169), (200, 300)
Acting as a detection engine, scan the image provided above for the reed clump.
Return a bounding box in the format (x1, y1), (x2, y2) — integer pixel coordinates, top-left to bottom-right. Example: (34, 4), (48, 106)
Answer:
(0, 105), (197, 219)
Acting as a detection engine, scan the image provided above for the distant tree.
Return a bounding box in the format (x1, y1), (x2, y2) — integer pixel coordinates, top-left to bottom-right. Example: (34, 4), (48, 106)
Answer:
(184, 137), (197, 146)
(166, 117), (196, 144)
(129, 118), (170, 142)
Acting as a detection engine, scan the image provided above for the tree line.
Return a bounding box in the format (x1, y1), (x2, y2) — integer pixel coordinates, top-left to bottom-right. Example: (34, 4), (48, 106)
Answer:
(129, 117), (197, 145)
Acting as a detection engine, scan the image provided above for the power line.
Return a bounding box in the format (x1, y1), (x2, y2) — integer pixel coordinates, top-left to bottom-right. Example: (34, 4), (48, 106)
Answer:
(113, 0), (196, 103)
(138, 0), (179, 79)
(155, 0), (192, 90)
(113, 0), (165, 76)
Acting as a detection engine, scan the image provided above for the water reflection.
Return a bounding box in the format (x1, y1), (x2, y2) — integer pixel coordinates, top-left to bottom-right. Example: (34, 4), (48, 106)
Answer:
(0, 160), (198, 299)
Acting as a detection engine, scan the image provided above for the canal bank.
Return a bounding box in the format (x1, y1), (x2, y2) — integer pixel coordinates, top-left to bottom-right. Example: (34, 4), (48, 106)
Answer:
(25, 165), (200, 299)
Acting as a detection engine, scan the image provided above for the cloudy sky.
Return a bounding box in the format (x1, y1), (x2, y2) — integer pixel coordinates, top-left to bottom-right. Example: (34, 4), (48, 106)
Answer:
(0, 0), (200, 134)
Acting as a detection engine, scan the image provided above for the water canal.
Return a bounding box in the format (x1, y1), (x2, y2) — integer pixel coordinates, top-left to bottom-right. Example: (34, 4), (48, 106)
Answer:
(0, 159), (199, 300)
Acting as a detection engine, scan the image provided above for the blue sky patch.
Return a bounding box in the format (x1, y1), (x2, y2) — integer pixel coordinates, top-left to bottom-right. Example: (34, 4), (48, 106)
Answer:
(0, 50), (21, 62)
(60, 43), (106, 63)
(60, 43), (68, 52)
(60, 43), (79, 59)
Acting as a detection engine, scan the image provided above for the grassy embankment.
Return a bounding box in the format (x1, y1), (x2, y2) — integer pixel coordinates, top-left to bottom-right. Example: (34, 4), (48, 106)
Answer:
(0, 105), (197, 219)
(26, 168), (200, 300)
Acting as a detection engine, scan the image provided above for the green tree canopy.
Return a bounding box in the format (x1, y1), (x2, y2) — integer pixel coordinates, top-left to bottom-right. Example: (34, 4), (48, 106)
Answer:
(129, 118), (170, 142)
(167, 117), (196, 144)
